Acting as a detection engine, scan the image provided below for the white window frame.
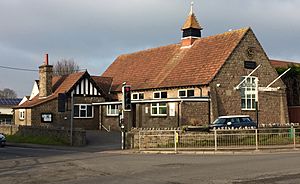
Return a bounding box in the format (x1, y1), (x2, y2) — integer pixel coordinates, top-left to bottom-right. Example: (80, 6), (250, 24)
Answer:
(178, 89), (195, 98)
(139, 93), (144, 100)
(241, 76), (257, 110)
(107, 104), (119, 116)
(132, 92), (144, 100)
(151, 103), (167, 116)
(132, 93), (139, 100)
(74, 104), (94, 118)
(178, 89), (187, 97)
(19, 109), (25, 120)
(153, 91), (167, 99)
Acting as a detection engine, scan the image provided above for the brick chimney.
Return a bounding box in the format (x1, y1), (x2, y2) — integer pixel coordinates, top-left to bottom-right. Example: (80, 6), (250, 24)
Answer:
(39, 54), (53, 97)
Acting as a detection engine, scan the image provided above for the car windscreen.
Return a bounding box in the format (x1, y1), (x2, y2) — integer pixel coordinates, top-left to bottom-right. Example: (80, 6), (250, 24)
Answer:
(212, 118), (226, 125)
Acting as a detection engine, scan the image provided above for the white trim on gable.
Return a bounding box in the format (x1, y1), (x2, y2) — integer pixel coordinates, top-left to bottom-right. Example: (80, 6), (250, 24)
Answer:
(29, 81), (39, 100)
(19, 96), (29, 105)
(72, 77), (101, 96)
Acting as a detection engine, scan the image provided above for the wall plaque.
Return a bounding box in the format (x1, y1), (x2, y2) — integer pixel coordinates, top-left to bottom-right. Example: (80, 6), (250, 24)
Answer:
(41, 113), (53, 123)
(244, 61), (257, 69)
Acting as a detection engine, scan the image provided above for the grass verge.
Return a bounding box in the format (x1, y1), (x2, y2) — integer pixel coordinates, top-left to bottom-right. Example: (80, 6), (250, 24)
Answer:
(6, 134), (68, 146)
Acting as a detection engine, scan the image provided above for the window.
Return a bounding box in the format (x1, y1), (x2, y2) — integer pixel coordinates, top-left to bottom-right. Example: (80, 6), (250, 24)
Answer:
(74, 104), (93, 118)
(132, 93), (138, 100)
(19, 109), (25, 120)
(153, 91), (167, 99)
(107, 104), (119, 116)
(178, 90), (186, 97)
(132, 93), (144, 100)
(187, 89), (194, 97)
(178, 89), (195, 97)
(153, 92), (160, 99)
(241, 76), (257, 110)
(151, 103), (167, 116)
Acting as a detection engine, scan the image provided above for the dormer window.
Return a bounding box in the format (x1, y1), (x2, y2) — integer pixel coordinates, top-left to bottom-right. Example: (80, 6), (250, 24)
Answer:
(153, 91), (167, 99)
(178, 89), (195, 97)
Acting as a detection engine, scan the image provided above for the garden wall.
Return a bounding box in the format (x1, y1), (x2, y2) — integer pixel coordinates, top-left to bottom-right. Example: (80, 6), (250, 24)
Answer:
(0, 125), (86, 146)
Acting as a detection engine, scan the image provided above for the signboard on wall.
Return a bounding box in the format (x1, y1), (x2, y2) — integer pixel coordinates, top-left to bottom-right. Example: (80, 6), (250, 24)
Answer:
(41, 113), (53, 123)
(169, 103), (176, 117)
(244, 61), (257, 69)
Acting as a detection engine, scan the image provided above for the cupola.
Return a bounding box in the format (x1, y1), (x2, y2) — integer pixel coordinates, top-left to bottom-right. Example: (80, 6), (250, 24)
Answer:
(181, 2), (203, 47)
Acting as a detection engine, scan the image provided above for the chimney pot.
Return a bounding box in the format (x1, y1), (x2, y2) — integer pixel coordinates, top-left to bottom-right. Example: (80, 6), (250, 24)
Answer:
(44, 53), (49, 65)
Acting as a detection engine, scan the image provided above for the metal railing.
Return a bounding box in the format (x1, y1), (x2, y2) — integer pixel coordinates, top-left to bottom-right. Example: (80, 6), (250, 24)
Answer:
(138, 128), (300, 152)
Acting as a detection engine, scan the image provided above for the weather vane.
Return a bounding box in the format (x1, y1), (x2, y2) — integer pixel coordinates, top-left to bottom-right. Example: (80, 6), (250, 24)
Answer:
(190, 1), (194, 14)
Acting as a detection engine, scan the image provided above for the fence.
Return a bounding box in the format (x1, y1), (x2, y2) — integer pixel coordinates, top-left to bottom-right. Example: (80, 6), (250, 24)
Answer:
(137, 128), (300, 152)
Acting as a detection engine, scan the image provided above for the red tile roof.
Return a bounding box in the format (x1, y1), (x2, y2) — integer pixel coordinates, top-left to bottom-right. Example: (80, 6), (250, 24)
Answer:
(270, 59), (300, 68)
(16, 72), (110, 108)
(91, 76), (113, 96)
(102, 28), (250, 91)
(17, 72), (86, 108)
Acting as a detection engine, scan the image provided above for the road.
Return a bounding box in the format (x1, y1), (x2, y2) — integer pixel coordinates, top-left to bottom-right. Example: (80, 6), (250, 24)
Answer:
(1, 146), (300, 184)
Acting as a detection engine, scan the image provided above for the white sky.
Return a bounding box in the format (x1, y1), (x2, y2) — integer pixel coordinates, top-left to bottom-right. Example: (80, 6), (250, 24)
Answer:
(0, 0), (299, 97)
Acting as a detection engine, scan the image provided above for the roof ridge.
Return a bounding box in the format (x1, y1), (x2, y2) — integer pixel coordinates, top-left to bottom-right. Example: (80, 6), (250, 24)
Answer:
(91, 76), (112, 79)
(200, 27), (250, 40)
(118, 43), (180, 58)
(116, 28), (249, 59)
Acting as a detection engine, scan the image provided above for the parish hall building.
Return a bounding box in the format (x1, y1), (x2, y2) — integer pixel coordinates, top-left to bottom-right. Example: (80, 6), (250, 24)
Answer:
(14, 6), (290, 130)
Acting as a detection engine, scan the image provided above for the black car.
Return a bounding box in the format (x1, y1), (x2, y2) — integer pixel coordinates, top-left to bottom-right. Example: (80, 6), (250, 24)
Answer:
(210, 115), (257, 129)
(0, 133), (6, 147)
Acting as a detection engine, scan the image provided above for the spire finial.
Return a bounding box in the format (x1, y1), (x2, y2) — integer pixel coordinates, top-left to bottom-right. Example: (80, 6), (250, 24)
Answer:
(190, 1), (194, 15)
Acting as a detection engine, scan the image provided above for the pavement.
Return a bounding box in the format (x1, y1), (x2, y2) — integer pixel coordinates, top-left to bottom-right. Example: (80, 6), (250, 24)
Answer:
(6, 142), (300, 156)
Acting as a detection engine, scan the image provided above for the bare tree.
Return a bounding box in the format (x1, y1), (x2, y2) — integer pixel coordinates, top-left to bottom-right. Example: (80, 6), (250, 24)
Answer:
(0, 88), (17, 98)
(53, 59), (80, 76)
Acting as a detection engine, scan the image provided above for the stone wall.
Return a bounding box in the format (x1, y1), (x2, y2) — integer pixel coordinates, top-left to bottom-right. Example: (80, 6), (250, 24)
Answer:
(180, 101), (209, 126)
(99, 105), (120, 131)
(0, 124), (19, 135)
(0, 125), (86, 146)
(126, 129), (212, 149)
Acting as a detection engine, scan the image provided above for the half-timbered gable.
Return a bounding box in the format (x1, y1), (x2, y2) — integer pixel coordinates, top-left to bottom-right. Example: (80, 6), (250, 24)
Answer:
(14, 59), (112, 130)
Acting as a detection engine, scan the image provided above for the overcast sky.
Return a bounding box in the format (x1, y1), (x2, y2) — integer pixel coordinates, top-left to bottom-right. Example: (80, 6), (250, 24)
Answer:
(0, 0), (300, 97)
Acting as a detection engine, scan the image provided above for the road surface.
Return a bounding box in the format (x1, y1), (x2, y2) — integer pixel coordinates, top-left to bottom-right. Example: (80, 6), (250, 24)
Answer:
(1, 146), (300, 184)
